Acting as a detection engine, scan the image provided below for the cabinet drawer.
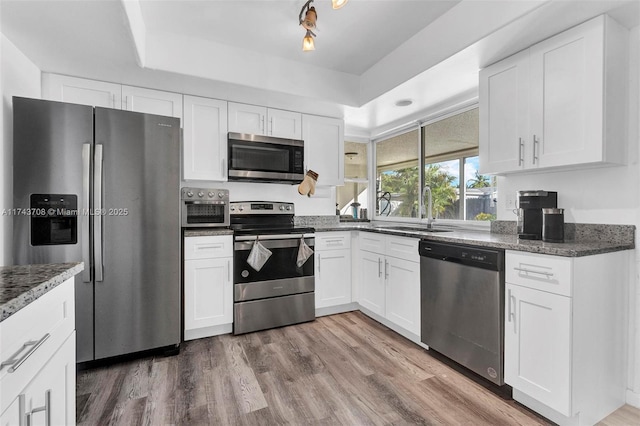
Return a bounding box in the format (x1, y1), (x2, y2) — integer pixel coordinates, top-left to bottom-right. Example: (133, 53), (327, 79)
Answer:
(184, 235), (233, 260)
(1, 279), (75, 414)
(359, 232), (385, 253)
(316, 232), (351, 251)
(506, 251), (572, 296)
(385, 235), (419, 261)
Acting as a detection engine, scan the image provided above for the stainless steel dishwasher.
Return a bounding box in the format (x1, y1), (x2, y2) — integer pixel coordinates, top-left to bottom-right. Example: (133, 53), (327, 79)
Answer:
(419, 240), (505, 385)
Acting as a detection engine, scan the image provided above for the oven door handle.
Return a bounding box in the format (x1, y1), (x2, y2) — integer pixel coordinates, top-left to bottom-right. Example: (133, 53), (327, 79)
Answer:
(235, 233), (315, 241)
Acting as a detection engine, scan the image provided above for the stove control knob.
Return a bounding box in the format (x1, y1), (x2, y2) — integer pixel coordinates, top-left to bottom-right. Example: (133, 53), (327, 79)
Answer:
(198, 191), (204, 198)
(218, 192), (224, 198)
(208, 192), (214, 198)
(239, 206), (244, 211)
(279, 205), (285, 211)
(286, 205), (292, 211)
(186, 191), (193, 197)
(230, 206), (235, 211)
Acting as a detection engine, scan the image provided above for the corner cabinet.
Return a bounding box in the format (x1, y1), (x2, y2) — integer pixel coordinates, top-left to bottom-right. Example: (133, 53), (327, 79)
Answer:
(314, 232), (353, 314)
(183, 235), (234, 340)
(0, 279), (76, 426)
(228, 102), (302, 139)
(504, 250), (629, 425)
(479, 15), (628, 174)
(357, 233), (420, 337)
(302, 114), (345, 186)
(183, 95), (228, 181)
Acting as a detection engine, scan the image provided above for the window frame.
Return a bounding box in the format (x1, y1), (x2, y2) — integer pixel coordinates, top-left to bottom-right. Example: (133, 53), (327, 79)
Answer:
(372, 101), (492, 229)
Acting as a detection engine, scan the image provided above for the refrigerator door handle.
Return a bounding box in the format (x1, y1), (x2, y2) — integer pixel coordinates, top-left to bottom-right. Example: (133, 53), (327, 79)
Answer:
(94, 144), (104, 282)
(82, 143), (92, 282)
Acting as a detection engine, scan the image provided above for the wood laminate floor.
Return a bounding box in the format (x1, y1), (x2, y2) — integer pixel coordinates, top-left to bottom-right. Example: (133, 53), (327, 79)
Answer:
(76, 311), (639, 425)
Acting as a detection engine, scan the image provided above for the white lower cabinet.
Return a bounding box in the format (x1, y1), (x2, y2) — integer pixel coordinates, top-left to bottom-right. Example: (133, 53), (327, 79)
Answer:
(184, 235), (233, 340)
(315, 233), (352, 310)
(357, 233), (421, 337)
(0, 278), (76, 425)
(505, 283), (571, 415)
(504, 250), (628, 425)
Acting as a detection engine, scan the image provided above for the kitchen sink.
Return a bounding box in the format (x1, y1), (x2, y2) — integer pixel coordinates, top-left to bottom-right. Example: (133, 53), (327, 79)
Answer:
(373, 225), (452, 233)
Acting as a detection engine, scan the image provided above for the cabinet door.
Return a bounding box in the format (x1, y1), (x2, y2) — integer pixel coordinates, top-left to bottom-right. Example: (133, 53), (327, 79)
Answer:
(505, 283), (571, 416)
(479, 50), (529, 174)
(228, 102), (267, 135)
(43, 74), (121, 109)
(315, 249), (352, 308)
(302, 115), (344, 186)
(385, 257), (420, 335)
(183, 95), (228, 181)
(1, 333), (76, 426)
(121, 85), (183, 121)
(268, 109), (302, 139)
(529, 18), (604, 168)
(184, 258), (233, 336)
(357, 251), (385, 316)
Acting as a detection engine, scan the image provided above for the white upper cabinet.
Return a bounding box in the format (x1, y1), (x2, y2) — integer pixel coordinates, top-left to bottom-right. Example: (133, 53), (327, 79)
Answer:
(228, 102), (302, 139)
(43, 74), (121, 109)
(183, 95), (228, 181)
(479, 50), (529, 172)
(228, 103), (266, 135)
(479, 15), (628, 174)
(121, 85), (183, 121)
(302, 114), (345, 186)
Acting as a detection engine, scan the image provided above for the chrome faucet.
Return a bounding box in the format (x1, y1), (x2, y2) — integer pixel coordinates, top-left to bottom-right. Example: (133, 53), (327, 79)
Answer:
(422, 186), (435, 229)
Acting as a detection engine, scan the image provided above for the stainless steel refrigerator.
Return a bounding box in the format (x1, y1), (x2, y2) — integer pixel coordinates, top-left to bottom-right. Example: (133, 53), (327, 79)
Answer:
(12, 97), (181, 363)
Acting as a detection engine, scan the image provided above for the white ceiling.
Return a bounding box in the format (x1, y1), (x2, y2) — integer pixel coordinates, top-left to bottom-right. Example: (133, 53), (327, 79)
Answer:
(1, 0), (638, 137)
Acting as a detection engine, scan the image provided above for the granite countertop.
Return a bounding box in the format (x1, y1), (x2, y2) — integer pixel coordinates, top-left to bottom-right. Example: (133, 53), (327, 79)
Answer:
(183, 228), (234, 237)
(0, 262), (84, 323)
(312, 223), (634, 257)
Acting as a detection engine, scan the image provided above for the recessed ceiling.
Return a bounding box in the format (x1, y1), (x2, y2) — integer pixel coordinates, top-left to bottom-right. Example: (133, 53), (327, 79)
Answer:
(138, 0), (459, 76)
(1, 0), (638, 136)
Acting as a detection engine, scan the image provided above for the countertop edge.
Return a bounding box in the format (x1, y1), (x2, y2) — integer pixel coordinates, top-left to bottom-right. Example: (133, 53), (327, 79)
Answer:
(0, 262), (84, 323)
(314, 227), (634, 257)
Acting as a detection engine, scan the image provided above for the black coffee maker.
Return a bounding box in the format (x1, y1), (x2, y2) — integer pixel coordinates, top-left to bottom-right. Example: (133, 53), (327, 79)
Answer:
(517, 190), (558, 240)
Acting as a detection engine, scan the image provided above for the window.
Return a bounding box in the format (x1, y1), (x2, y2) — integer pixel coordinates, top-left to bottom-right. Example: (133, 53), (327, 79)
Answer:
(423, 108), (495, 221)
(371, 106), (496, 222)
(375, 129), (419, 218)
(337, 141), (369, 218)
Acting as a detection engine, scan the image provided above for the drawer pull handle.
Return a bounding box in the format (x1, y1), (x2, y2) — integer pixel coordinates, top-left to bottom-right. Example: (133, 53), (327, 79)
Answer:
(1, 333), (50, 373)
(513, 267), (554, 278)
(196, 244), (222, 250)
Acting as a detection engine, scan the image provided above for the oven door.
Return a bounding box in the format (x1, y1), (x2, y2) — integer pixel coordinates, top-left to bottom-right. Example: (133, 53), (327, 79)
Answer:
(182, 200), (229, 227)
(234, 234), (314, 301)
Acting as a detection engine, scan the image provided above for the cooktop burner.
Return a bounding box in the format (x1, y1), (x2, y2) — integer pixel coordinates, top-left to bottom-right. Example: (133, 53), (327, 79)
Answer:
(229, 201), (314, 235)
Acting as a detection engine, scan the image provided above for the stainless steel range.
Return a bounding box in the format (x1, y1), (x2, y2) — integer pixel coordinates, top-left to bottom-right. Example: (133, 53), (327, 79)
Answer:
(230, 201), (315, 334)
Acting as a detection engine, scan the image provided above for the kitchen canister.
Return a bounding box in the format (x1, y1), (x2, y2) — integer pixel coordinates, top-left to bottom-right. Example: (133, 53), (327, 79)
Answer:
(542, 208), (564, 242)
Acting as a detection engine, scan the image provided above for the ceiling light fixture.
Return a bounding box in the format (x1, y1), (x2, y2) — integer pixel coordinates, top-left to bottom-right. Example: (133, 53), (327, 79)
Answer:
(395, 99), (413, 107)
(345, 152), (358, 160)
(332, 0), (348, 9)
(299, 0), (317, 52)
(298, 0), (347, 51)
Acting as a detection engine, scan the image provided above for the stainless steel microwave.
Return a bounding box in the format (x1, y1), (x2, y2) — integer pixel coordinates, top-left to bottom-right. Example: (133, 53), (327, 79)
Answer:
(227, 132), (305, 183)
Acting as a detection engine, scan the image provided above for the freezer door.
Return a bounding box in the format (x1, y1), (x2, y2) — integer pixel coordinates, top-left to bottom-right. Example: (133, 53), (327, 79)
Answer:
(93, 108), (180, 360)
(12, 97), (95, 363)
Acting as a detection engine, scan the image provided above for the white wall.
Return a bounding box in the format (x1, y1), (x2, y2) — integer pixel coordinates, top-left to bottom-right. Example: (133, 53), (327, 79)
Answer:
(496, 25), (640, 406)
(0, 34), (41, 266)
(181, 181), (336, 217)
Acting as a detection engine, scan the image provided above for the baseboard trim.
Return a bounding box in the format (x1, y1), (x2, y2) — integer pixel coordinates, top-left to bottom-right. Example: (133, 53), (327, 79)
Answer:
(627, 389), (640, 408)
(184, 323), (232, 341)
(316, 303), (358, 317)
